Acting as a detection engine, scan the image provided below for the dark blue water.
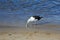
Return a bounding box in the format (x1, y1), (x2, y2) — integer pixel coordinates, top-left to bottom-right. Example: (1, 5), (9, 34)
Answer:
(0, 0), (60, 27)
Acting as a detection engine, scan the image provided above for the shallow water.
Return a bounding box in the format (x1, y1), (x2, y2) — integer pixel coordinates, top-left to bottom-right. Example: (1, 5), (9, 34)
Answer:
(0, 0), (60, 33)
(0, 12), (60, 27)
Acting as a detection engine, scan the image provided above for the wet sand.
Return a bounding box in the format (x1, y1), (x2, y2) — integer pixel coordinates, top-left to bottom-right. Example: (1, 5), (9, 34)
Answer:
(0, 24), (60, 40)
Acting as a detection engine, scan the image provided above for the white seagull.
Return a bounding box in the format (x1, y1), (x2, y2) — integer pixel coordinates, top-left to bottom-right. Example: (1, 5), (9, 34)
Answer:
(26, 16), (43, 28)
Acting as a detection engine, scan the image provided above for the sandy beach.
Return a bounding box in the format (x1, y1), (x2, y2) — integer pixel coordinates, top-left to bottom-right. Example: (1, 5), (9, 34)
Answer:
(0, 24), (60, 40)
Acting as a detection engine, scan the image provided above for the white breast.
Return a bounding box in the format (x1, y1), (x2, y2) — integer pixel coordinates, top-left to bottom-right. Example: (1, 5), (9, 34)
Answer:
(27, 17), (37, 23)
